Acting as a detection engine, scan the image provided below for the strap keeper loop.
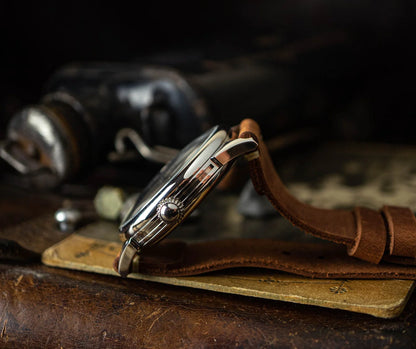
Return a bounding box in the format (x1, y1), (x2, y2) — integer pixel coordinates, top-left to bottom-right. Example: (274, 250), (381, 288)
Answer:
(382, 205), (416, 259)
(348, 207), (386, 264)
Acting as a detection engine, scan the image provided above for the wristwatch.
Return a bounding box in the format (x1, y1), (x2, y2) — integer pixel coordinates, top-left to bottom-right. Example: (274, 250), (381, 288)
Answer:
(117, 123), (258, 276)
(116, 119), (416, 278)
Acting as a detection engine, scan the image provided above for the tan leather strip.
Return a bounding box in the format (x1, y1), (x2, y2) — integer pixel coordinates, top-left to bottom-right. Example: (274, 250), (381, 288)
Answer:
(137, 239), (416, 279)
(238, 119), (358, 247)
(347, 207), (386, 263)
(382, 205), (416, 258)
(237, 118), (416, 264)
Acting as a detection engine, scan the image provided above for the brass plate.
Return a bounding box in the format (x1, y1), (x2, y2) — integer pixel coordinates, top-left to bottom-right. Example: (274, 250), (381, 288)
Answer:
(42, 224), (414, 319)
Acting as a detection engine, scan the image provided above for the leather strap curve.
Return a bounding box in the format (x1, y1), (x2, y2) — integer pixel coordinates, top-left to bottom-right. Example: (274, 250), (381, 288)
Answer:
(133, 239), (416, 279)
(238, 118), (416, 265)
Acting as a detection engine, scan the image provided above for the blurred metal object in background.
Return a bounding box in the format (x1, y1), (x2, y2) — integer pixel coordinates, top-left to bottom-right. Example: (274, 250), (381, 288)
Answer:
(0, 35), (340, 188)
(109, 128), (178, 164)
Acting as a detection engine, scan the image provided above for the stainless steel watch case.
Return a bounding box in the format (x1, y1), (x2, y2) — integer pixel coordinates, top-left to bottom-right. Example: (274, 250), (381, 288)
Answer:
(117, 125), (258, 276)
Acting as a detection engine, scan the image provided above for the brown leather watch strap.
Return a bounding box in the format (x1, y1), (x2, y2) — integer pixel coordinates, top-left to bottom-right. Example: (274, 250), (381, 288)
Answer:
(238, 118), (416, 265)
(347, 207), (386, 263)
(382, 205), (416, 258)
(135, 239), (416, 279)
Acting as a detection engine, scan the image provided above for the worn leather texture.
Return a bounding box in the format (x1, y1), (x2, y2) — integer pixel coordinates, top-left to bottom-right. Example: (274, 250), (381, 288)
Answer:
(239, 118), (416, 266)
(132, 239), (416, 279)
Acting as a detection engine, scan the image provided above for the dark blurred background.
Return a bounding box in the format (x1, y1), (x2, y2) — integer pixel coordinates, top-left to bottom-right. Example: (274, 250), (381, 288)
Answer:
(1, 0), (415, 143)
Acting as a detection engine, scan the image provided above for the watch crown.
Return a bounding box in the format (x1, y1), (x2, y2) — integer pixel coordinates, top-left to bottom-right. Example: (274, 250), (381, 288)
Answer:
(157, 197), (184, 223)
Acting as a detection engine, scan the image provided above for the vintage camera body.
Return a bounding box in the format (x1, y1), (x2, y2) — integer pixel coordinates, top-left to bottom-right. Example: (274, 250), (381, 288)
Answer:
(1, 60), (300, 188)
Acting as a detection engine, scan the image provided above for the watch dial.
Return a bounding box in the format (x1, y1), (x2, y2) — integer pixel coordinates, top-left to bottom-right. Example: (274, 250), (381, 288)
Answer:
(120, 126), (220, 231)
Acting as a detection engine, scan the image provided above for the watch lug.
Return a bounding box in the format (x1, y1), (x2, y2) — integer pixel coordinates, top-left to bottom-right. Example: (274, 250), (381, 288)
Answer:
(118, 239), (140, 277)
(211, 137), (258, 166)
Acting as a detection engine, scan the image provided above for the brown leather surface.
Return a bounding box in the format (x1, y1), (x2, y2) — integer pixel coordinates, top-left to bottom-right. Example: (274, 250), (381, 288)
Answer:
(238, 118), (416, 265)
(137, 239), (416, 279)
(3, 263), (416, 348)
(347, 207), (386, 263)
(239, 119), (359, 246)
(382, 205), (416, 258)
